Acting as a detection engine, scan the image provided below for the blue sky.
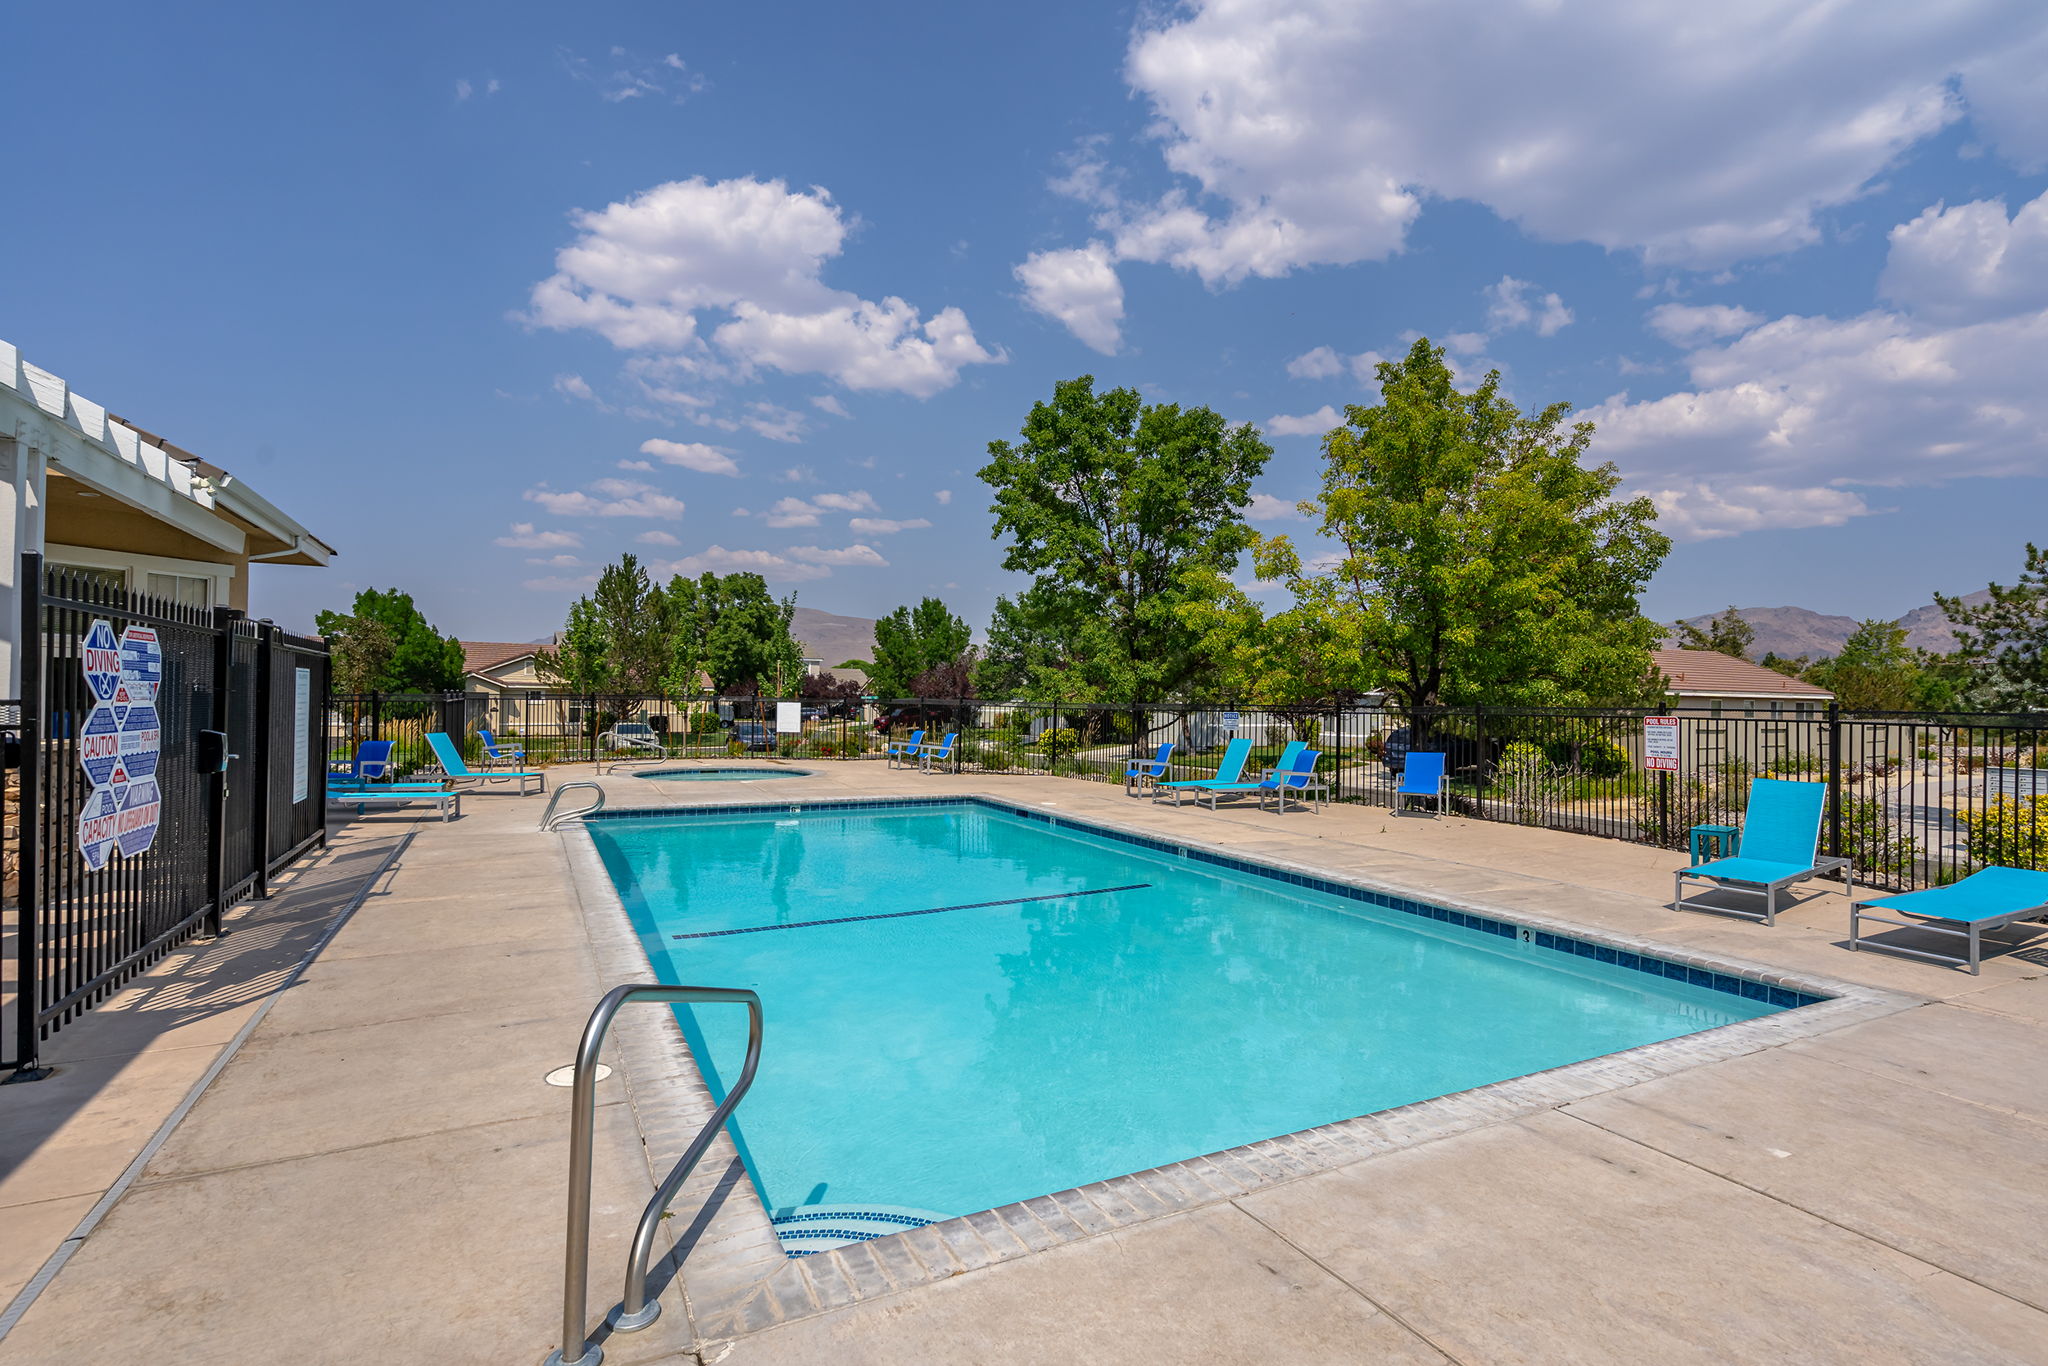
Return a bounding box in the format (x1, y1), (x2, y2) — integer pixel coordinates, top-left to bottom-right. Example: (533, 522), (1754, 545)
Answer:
(6, 0), (2047, 643)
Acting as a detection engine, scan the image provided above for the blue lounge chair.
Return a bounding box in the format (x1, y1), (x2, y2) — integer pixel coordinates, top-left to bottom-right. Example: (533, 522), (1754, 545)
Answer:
(1153, 737), (1255, 807)
(1260, 747), (1327, 813)
(478, 729), (526, 767)
(425, 731), (546, 795)
(885, 728), (925, 769)
(341, 740), (394, 782)
(919, 732), (959, 773)
(1672, 778), (1848, 925)
(326, 776), (460, 822)
(1190, 740), (1307, 811)
(1850, 867), (2048, 973)
(1393, 750), (1448, 819)
(1124, 742), (1175, 796)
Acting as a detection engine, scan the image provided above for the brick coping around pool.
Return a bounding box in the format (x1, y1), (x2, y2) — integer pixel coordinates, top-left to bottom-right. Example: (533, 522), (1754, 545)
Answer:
(560, 793), (1915, 1350)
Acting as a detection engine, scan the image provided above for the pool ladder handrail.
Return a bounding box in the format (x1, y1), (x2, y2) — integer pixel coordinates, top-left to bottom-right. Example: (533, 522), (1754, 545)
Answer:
(544, 983), (764, 1366)
(539, 782), (605, 831)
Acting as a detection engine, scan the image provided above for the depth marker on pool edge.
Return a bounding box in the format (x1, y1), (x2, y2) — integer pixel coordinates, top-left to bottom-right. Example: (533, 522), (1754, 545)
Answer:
(672, 884), (1153, 939)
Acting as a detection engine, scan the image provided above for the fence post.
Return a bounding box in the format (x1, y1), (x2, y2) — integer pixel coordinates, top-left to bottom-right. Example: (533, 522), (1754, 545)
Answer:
(251, 622), (276, 899)
(1473, 705), (1488, 806)
(1656, 769), (1671, 848)
(11, 552), (44, 1076)
(1825, 700), (1843, 861)
(204, 606), (241, 937)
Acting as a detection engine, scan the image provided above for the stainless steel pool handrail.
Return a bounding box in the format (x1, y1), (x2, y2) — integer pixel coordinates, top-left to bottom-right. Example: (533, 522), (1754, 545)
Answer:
(543, 983), (764, 1366)
(539, 782), (605, 831)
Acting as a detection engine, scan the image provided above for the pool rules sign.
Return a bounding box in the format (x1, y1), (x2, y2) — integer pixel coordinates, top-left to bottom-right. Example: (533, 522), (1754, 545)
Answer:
(1643, 715), (1680, 772)
(77, 619), (165, 871)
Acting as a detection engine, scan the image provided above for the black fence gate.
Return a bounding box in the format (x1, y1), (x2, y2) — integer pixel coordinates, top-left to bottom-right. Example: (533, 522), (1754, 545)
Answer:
(3, 552), (331, 1073)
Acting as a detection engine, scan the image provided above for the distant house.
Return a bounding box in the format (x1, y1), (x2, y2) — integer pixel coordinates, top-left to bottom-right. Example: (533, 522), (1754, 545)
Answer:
(1652, 649), (1833, 716)
(2, 337), (333, 690)
(461, 640), (545, 728)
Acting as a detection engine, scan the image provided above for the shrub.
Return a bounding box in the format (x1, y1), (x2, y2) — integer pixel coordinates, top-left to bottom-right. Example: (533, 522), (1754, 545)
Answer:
(1768, 751), (1821, 776)
(1575, 736), (1630, 779)
(1495, 741), (1555, 825)
(1039, 727), (1080, 759)
(689, 710), (725, 735)
(1839, 795), (1920, 884)
(1960, 795), (2048, 870)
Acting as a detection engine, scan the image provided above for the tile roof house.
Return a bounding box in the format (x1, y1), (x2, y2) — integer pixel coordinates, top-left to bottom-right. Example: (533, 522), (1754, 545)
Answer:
(1652, 648), (1832, 714)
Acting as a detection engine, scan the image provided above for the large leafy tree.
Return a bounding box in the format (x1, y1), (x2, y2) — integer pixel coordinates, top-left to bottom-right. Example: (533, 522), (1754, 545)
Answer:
(1806, 619), (1920, 712)
(697, 571), (804, 697)
(533, 554), (674, 710)
(316, 588), (464, 693)
(1675, 607), (1755, 660)
(868, 597), (973, 698)
(1178, 539), (1360, 708)
(1285, 339), (1669, 711)
(1936, 544), (2048, 711)
(979, 375), (1272, 701)
(972, 585), (1093, 701)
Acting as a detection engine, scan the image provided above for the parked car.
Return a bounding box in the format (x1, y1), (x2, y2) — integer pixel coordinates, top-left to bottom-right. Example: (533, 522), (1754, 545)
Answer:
(728, 721), (774, 752)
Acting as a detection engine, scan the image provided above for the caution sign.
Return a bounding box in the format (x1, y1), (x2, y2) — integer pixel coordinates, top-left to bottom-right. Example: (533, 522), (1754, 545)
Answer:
(78, 785), (123, 871)
(117, 626), (162, 705)
(82, 619), (122, 704)
(79, 705), (123, 787)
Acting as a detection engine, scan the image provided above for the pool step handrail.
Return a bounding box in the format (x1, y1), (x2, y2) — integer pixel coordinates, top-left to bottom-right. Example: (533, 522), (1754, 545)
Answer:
(544, 983), (764, 1366)
(539, 782), (605, 831)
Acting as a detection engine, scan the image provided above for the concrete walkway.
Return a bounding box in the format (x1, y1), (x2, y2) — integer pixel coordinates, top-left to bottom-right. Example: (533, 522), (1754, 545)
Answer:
(3, 761), (2045, 1364)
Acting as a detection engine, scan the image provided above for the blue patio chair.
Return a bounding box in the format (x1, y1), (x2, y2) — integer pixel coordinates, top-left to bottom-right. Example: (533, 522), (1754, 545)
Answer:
(477, 729), (525, 768)
(425, 731), (546, 795)
(1124, 742), (1175, 796)
(884, 728), (925, 769)
(340, 740), (394, 782)
(1188, 740), (1308, 812)
(1259, 747), (1327, 813)
(919, 731), (959, 773)
(1672, 778), (1846, 925)
(1850, 866), (2048, 974)
(1152, 737), (1255, 807)
(1393, 750), (1448, 819)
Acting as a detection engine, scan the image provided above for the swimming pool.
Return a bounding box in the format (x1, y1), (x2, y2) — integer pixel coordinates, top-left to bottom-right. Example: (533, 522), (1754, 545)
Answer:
(589, 799), (1813, 1229)
(638, 767), (813, 781)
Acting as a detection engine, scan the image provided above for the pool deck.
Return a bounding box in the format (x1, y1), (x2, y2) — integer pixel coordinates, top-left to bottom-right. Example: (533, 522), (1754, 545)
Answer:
(3, 759), (2046, 1364)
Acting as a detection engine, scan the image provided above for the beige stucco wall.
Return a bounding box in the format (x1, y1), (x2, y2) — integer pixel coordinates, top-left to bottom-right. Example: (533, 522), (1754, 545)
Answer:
(46, 489), (250, 610)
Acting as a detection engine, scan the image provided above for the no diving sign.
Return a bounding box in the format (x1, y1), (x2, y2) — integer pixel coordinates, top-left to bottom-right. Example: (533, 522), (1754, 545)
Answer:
(76, 619), (167, 870)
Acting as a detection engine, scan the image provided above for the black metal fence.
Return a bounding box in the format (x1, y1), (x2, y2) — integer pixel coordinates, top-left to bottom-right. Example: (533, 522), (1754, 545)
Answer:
(4, 553), (331, 1073)
(324, 688), (2045, 897)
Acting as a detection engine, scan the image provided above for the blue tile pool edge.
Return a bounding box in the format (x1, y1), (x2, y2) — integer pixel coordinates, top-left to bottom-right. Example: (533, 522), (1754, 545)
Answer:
(561, 794), (1912, 1343)
(582, 795), (1829, 1010)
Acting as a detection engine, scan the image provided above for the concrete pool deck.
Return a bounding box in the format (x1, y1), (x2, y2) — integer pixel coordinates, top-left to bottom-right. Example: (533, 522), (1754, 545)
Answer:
(3, 759), (2046, 1364)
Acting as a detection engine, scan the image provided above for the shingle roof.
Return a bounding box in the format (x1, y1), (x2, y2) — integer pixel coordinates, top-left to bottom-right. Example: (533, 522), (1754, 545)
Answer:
(1652, 649), (1833, 699)
(461, 641), (541, 675)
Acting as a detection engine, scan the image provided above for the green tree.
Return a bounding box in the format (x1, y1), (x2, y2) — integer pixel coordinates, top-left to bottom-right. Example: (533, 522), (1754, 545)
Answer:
(1281, 339), (1669, 711)
(869, 597), (973, 698)
(1675, 608), (1755, 660)
(532, 554), (675, 712)
(326, 614), (396, 696)
(1806, 619), (1920, 712)
(1936, 544), (2048, 711)
(316, 588), (464, 693)
(697, 572), (803, 697)
(979, 374), (1272, 700)
(1759, 651), (1809, 677)
(1178, 538), (1361, 716)
(973, 585), (1093, 701)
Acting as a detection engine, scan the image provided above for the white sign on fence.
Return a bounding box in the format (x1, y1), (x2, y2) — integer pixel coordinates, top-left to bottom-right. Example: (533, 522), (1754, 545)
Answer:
(292, 668), (311, 803)
(1643, 715), (1680, 772)
(1221, 711), (1241, 731)
(775, 700), (802, 734)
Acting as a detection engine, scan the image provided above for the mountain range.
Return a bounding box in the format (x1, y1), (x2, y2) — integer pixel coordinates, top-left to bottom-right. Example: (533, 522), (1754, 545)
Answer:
(1664, 591), (1991, 661)
(791, 606), (878, 672)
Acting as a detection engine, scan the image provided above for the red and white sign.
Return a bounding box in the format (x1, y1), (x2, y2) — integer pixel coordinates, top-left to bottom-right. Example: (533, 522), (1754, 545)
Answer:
(1643, 715), (1681, 771)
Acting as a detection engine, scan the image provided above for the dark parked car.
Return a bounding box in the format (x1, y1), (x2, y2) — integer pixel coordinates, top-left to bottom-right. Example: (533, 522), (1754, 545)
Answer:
(728, 721), (774, 752)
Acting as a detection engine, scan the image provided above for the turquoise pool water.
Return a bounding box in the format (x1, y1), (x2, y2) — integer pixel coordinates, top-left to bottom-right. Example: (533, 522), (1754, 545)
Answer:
(639, 768), (812, 782)
(589, 800), (1793, 1221)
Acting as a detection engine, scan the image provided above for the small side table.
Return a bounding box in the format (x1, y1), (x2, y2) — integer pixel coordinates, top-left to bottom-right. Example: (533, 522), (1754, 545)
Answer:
(1689, 823), (1739, 865)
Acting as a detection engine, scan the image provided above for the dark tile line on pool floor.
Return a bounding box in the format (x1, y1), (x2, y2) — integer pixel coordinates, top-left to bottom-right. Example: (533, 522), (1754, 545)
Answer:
(588, 796), (1826, 1009)
(566, 792), (1910, 1346)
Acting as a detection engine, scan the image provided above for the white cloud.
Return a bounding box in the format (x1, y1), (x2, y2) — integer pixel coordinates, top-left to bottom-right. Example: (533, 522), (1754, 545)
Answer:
(763, 497), (821, 529)
(1286, 346), (1385, 386)
(809, 490), (878, 513)
(1246, 493), (1303, 521)
(1066, 0), (2048, 289)
(616, 459), (654, 471)
(526, 553), (583, 567)
(494, 522), (582, 550)
(528, 177), (1001, 397)
(524, 478), (687, 519)
(1015, 242), (1125, 353)
(553, 373), (601, 405)
(640, 438), (741, 476)
(455, 78), (473, 102)
(1267, 405), (1341, 437)
(561, 46), (706, 104)
(1647, 303), (1766, 345)
(934, 489), (953, 505)
(848, 517), (932, 534)
(1485, 276), (1573, 337)
(1048, 135), (1122, 210)
(637, 530), (681, 546)
(811, 394), (851, 418)
(1880, 189), (2048, 324)
(523, 574), (597, 593)
(787, 544), (888, 567)
(741, 402), (807, 443)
